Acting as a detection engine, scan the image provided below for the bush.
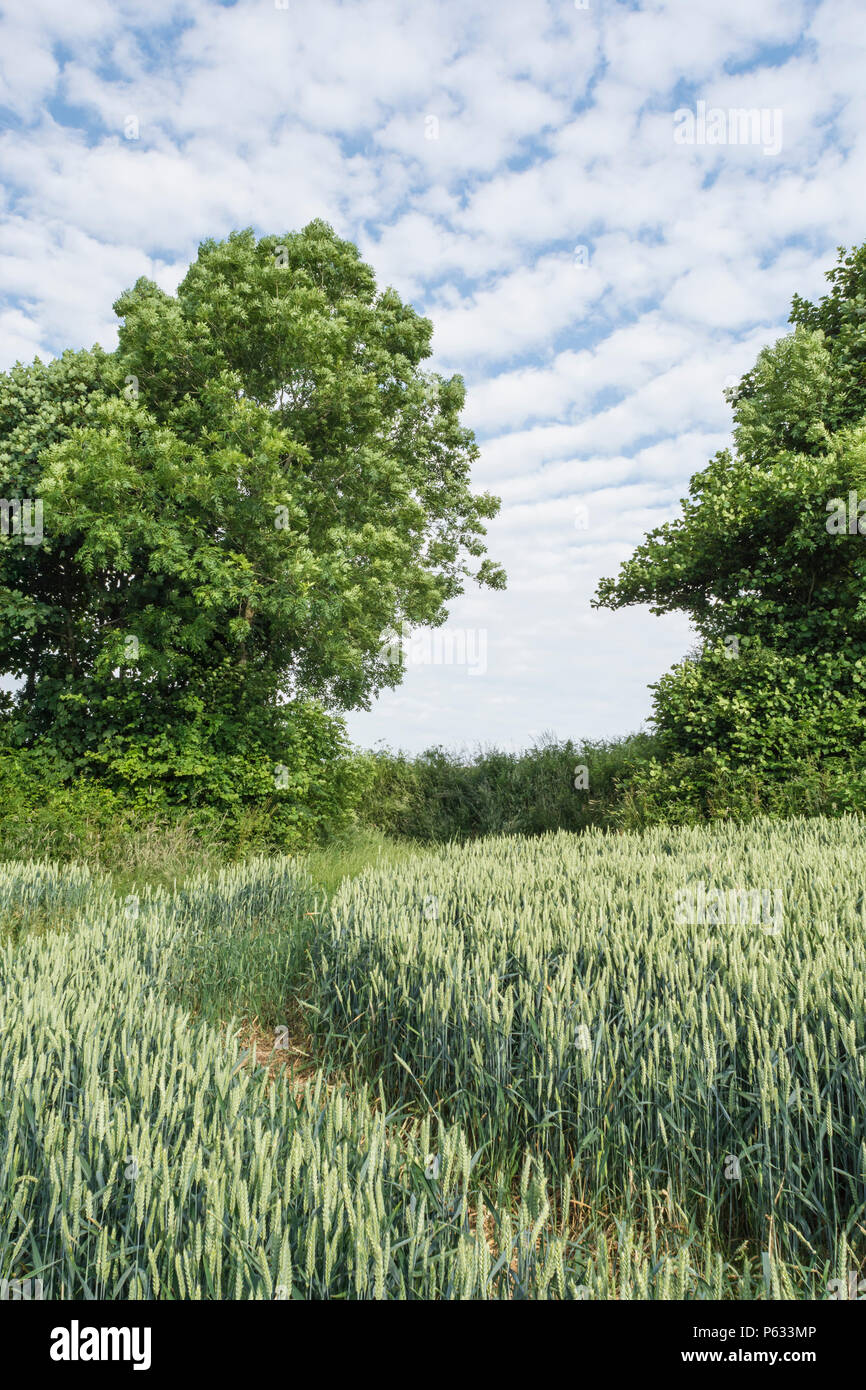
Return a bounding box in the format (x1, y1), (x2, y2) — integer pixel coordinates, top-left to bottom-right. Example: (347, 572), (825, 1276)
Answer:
(650, 640), (866, 774)
(0, 699), (368, 870)
(352, 733), (660, 842)
(612, 638), (866, 827)
(617, 750), (866, 829)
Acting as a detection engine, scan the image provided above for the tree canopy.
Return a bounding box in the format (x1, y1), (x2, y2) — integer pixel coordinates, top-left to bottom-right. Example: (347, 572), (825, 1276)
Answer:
(0, 222), (504, 794)
(594, 244), (866, 781)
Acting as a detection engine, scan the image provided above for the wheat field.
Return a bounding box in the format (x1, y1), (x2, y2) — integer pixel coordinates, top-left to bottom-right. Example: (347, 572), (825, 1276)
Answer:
(2, 819), (864, 1299)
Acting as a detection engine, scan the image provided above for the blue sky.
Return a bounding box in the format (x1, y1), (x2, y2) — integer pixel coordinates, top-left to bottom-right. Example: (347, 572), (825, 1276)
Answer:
(1, 0), (864, 752)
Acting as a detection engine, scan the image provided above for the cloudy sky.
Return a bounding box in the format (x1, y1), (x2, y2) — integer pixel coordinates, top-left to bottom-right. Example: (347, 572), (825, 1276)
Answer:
(2, 0), (864, 753)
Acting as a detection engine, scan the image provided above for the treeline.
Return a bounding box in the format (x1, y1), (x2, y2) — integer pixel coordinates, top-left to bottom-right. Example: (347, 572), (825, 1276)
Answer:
(356, 736), (866, 839)
(3, 728), (864, 871)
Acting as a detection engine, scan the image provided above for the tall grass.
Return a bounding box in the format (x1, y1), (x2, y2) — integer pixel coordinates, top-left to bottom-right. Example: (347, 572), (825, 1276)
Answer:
(0, 861), (576, 1300)
(2, 827), (864, 1300)
(311, 816), (866, 1275)
(300, 829), (424, 898)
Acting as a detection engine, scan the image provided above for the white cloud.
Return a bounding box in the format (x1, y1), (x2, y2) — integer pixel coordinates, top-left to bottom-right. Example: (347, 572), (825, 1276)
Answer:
(1, 0), (864, 750)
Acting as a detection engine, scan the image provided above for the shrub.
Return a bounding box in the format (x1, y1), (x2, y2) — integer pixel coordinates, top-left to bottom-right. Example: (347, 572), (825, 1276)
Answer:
(0, 700), (366, 864)
(352, 733), (660, 842)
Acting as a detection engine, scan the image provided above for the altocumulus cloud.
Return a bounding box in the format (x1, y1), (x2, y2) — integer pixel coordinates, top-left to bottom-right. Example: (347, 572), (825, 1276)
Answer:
(1, 0), (864, 751)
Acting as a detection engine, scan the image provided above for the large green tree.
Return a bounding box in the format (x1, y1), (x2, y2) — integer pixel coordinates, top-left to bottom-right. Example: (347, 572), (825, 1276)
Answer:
(0, 222), (504, 794)
(594, 244), (866, 782)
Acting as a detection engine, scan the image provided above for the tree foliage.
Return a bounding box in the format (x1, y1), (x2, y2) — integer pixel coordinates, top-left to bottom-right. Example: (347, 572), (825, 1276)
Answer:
(0, 222), (504, 812)
(595, 244), (866, 785)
